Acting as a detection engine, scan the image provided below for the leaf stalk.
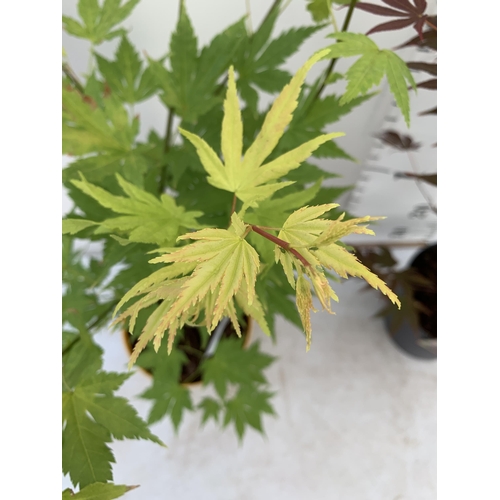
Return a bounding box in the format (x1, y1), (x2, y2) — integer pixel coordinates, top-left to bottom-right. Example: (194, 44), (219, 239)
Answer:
(250, 224), (311, 268)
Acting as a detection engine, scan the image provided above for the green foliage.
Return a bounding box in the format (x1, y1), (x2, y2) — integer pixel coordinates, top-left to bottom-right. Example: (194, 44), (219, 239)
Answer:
(62, 482), (135, 499)
(202, 339), (274, 398)
(68, 173), (203, 245)
(233, 5), (323, 107)
(223, 385), (275, 440)
(62, 330), (164, 489)
(148, 2), (246, 123)
(95, 36), (158, 104)
(63, 0), (140, 44)
(306, 0), (333, 23)
(325, 33), (417, 126)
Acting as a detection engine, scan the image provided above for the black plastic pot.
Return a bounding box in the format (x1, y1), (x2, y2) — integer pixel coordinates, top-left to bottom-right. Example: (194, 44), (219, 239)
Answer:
(385, 244), (437, 360)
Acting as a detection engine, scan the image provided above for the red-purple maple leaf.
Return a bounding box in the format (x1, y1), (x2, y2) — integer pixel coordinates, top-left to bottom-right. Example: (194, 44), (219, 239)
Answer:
(354, 0), (432, 40)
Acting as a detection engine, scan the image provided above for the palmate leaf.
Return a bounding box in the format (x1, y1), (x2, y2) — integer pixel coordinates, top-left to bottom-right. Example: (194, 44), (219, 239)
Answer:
(234, 2), (322, 107)
(62, 482), (136, 500)
(202, 339), (274, 398)
(355, 0), (430, 39)
(138, 347), (194, 430)
(95, 36), (158, 104)
(63, 0), (140, 45)
(223, 386), (275, 441)
(114, 213), (269, 364)
(325, 33), (417, 127)
(273, 205), (400, 348)
(69, 173), (203, 246)
(148, 3), (246, 123)
(180, 51), (344, 208)
(63, 334), (164, 489)
(63, 88), (133, 155)
(198, 398), (221, 426)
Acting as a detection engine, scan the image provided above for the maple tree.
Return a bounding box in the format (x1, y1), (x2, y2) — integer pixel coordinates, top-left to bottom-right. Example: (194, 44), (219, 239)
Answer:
(61, 0), (425, 495)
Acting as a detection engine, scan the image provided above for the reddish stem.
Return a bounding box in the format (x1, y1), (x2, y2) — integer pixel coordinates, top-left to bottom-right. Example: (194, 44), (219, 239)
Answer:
(250, 225), (311, 268)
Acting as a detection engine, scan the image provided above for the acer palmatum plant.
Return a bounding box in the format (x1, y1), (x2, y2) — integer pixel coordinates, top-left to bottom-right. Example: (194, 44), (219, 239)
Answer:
(62, 0), (420, 496)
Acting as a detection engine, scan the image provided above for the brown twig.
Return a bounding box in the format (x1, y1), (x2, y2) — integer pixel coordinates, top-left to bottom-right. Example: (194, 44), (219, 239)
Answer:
(62, 62), (85, 95)
(250, 224), (311, 268)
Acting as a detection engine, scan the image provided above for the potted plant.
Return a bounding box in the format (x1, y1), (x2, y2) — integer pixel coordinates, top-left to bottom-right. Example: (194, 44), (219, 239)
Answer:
(62, 0), (423, 496)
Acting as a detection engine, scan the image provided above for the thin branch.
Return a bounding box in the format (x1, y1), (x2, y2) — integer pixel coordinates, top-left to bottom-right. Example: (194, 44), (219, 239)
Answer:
(245, 0), (253, 35)
(250, 224), (311, 268)
(230, 194), (237, 217)
(62, 62), (85, 94)
(314, 0), (358, 101)
(62, 335), (81, 356)
(159, 107), (175, 194)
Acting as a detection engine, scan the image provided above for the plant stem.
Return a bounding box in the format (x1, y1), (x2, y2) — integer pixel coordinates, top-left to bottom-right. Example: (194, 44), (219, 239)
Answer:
(62, 62), (85, 94)
(314, 0), (358, 101)
(256, 0), (282, 34)
(245, 0), (253, 35)
(178, 344), (204, 357)
(250, 224), (311, 268)
(425, 19), (437, 31)
(230, 194), (237, 217)
(159, 107), (175, 194)
(62, 335), (81, 356)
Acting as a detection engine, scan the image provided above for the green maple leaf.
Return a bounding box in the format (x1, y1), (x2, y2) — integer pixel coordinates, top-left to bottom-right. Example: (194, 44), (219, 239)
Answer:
(95, 36), (157, 104)
(198, 397), (221, 426)
(223, 386), (275, 440)
(274, 204), (400, 349)
(233, 4), (322, 108)
(142, 382), (193, 430)
(138, 343), (194, 430)
(147, 3), (246, 123)
(62, 331), (164, 489)
(63, 0), (140, 45)
(62, 482), (135, 500)
(62, 88), (139, 156)
(325, 33), (417, 127)
(202, 339), (274, 398)
(67, 173), (203, 245)
(180, 50), (344, 208)
(114, 213), (269, 363)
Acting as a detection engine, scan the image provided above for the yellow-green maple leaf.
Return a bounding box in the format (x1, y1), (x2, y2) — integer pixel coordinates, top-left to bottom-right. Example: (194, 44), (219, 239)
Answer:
(179, 50), (344, 207)
(114, 213), (270, 366)
(274, 205), (400, 348)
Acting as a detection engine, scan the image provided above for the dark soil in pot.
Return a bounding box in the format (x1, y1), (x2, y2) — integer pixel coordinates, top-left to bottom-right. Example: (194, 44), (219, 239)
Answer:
(123, 316), (251, 385)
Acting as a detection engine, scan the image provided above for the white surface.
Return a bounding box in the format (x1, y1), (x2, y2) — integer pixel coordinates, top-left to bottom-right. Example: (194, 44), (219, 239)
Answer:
(63, 279), (436, 499)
